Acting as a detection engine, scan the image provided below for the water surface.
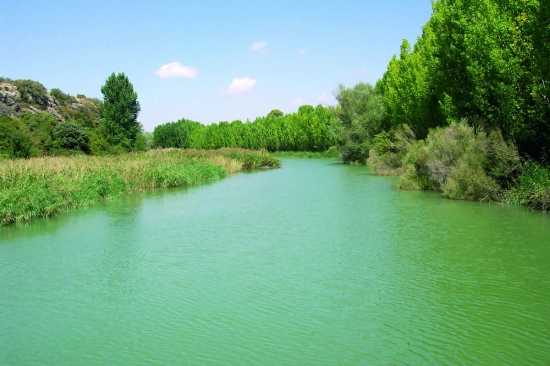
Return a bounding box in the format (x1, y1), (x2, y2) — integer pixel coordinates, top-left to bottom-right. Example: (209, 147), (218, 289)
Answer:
(1, 159), (549, 364)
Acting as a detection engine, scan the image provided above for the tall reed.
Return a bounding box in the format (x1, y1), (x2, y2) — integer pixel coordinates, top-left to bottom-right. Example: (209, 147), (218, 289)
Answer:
(0, 148), (280, 226)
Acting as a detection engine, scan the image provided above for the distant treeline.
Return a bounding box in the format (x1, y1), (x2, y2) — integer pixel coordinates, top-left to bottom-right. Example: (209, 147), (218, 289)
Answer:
(153, 105), (335, 152)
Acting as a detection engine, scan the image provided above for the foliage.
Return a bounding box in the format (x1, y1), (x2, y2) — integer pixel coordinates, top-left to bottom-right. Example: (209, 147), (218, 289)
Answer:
(9, 130), (33, 158)
(270, 146), (340, 159)
(50, 88), (76, 107)
(267, 109), (284, 118)
(331, 82), (387, 164)
(505, 161), (550, 211)
(0, 149), (280, 226)
(377, 0), (550, 161)
(53, 121), (89, 151)
(153, 104), (334, 153)
(142, 132), (154, 149)
(367, 125), (415, 175)
(396, 122), (520, 201)
(12, 79), (49, 107)
(133, 133), (148, 152)
(100, 72), (141, 148)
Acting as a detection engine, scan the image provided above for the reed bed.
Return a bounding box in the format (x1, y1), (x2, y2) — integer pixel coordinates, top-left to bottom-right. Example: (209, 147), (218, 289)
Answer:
(0, 148), (280, 226)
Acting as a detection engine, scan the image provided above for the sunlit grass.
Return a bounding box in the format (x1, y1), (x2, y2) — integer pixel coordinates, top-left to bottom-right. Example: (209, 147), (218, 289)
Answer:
(0, 148), (280, 226)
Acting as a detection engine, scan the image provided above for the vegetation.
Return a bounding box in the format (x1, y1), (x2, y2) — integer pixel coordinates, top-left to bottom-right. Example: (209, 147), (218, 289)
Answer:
(505, 161), (550, 211)
(376, 0), (550, 162)
(12, 79), (49, 107)
(0, 74), (152, 158)
(270, 147), (340, 159)
(0, 148), (280, 226)
(331, 83), (386, 164)
(100, 72), (141, 149)
(315, 0), (550, 211)
(153, 104), (335, 153)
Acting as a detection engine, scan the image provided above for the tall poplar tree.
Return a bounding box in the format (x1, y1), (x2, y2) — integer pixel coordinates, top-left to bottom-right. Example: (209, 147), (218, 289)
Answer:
(100, 72), (141, 148)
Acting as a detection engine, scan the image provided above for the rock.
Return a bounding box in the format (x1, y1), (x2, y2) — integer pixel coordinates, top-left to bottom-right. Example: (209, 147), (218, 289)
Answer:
(46, 107), (64, 122)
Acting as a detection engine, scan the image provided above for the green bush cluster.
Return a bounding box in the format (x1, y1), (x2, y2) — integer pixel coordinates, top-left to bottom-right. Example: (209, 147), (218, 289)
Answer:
(506, 162), (550, 211)
(53, 121), (89, 152)
(12, 79), (49, 107)
(368, 122), (524, 202)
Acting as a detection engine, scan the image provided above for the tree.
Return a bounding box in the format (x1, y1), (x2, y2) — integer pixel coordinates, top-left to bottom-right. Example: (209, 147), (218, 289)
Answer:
(53, 121), (89, 151)
(332, 83), (386, 163)
(267, 109), (284, 118)
(100, 72), (141, 149)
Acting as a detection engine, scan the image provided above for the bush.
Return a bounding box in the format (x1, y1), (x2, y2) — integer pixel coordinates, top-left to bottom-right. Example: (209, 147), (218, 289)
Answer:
(53, 121), (89, 151)
(506, 162), (550, 211)
(386, 121), (520, 202)
(10, 130), (33, 158)
(133, 133), (148, 152)
(367, 125), (415, 175)
(12, 79), (48, 107)
(50, 88), (76, 107)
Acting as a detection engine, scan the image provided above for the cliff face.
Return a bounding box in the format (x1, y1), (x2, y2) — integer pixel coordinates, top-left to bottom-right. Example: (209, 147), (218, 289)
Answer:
(0, 82), (101, 126)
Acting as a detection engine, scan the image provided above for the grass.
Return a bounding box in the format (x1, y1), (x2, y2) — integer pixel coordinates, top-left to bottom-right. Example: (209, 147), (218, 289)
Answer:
(0, 148), (280, 226)
(505, 161), (550, 211)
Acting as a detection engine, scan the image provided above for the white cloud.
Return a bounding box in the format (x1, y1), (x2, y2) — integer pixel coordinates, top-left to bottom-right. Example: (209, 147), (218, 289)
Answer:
(224, 77), (257, 95)
(155, 62), (198, 78)
(290, 98), (305, 106)
(250, 41), (268, 53)
(359, 68), (366, 74)
(299, 48), (307, 54)
(318, 93), (329, 103)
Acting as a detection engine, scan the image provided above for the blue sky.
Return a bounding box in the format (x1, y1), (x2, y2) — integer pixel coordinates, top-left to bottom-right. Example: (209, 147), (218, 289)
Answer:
(2, 0), (433, 131)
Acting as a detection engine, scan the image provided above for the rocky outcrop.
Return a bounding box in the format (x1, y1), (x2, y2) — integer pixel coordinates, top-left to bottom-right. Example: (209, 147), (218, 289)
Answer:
(0, 81), (102, 128)
(0, 84), (19, 114)
(0, 83), (64, 122)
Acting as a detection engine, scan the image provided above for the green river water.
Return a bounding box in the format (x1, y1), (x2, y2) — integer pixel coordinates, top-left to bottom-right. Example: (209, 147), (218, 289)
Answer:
(1, 158), (549, 365)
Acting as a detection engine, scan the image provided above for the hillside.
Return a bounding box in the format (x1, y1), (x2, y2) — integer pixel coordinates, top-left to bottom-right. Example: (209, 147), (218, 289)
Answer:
(0, 78), (101, 127)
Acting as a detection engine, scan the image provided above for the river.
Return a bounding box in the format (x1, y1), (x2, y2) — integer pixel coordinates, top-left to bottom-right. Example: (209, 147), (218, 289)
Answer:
(1, 158), (549, 365)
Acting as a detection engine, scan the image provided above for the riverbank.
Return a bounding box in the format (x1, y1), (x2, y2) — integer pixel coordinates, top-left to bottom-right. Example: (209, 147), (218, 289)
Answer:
(270, 147), (340, 159)
(0, 148), (280, 226)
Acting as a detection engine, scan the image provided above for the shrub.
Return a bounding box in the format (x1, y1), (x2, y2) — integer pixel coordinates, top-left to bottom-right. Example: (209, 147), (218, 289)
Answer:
(396, 121), (520, 201)
(12, 79), (48, 107)
(53, 121), (89, 151)
(10, 130), (33, 158)
(367, 125), (415, 175)
(133, 133), (148, 152)
(50, 88), (76, 106)
(506, 161), (550, 211)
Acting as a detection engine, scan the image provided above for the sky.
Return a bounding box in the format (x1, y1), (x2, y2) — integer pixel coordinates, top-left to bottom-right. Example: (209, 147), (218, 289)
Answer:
(2, 0), (433, 131)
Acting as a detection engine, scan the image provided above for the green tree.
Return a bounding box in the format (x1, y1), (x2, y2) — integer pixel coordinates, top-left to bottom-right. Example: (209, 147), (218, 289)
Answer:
(100, 72), (141, 149)
(267, 109), (284, 118)
(53, 121), (90, 151)
(332, 83), (386, 163)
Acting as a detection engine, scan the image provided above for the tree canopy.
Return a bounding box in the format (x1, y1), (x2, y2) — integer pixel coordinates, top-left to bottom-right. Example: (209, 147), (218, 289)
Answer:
(100, 72), (141, 148)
